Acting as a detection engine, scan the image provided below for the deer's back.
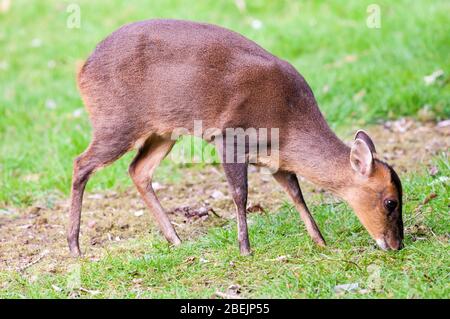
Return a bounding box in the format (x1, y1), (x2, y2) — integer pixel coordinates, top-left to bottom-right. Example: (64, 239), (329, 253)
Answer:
(78, 19), (317, 135)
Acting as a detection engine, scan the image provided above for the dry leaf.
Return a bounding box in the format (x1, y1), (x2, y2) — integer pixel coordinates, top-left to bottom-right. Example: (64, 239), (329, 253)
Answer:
(423, 69), (444, 86)
(429, 166), (439, 176)
(79, 287), (101, 296)
(52, 285), (63, 292)
(87, 193), (104, 200)
(422, 193), (437, 205)
(215, 284), (242, 299)
(22, 174), (40, 182)
(334, 282), (359, 294)
(184, 256), (196, 264)
(247, 203), (265, 214)
(275, 255), (289, 262)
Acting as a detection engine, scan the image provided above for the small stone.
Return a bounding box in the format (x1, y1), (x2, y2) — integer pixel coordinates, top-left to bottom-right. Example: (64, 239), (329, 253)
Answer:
(437, 119), (450, 128)
(87, 220), (96, 228)
(211, 190), (224, 199)
(134, 210), (144, 217)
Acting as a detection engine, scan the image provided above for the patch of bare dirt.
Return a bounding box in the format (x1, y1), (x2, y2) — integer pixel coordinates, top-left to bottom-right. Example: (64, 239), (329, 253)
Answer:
(0, 165), (288, 273)
(351, 118), (449, 174)
(0, 119), (448, 273)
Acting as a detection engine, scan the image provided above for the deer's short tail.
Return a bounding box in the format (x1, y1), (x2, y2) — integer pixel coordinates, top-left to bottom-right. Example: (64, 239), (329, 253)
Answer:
(74, 59), (97, 117)
(75, 59), (86, 90)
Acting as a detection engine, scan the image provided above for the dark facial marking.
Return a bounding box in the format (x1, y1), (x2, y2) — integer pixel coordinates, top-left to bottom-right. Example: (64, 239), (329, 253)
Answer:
(382, 161), (403, 238)
(386, 164), (402, 210)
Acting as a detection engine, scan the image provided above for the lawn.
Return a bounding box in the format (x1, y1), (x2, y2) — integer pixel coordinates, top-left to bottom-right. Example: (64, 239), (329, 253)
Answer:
(0, 0), (449, 298)
(1, 156), (448, 298)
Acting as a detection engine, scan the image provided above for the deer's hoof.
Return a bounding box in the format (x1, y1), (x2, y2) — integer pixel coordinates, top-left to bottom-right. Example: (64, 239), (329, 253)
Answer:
(313, 236), (326, 247)
(168, 236), (182, 247)
(69, 247), (82, 258)
(239, 247), (252, 256)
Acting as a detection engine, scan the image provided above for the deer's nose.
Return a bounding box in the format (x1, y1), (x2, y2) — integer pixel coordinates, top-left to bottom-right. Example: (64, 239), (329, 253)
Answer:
(376, 237), (403, 251)
(387, 238), (403, 251)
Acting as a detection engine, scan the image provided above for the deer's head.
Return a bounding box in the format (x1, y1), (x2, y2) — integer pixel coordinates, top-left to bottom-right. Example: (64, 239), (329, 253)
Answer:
(343, 130), (403, 250)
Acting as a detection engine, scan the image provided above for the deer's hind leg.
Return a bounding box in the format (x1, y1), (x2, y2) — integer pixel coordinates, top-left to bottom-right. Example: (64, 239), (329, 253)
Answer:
(222, 161), (251, 255)
(128, 135), (181, 246)
(68, 134), (131, 257)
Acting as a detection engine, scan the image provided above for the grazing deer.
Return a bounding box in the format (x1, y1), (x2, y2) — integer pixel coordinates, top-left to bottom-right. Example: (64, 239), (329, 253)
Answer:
(68, 19), (403, 257)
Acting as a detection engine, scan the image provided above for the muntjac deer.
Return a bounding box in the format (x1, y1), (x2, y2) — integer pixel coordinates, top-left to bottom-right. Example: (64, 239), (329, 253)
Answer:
(68, 19), (403, 257)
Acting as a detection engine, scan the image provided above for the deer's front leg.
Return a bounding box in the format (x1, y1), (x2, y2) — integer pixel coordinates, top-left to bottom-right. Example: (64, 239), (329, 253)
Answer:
(273, 171), (326, 246)
(222, 162), (251, 255)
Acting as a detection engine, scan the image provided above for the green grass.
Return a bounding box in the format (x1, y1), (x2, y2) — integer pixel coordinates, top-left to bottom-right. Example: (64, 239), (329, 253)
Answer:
(0, 156), (448, 298)
(0, 0), (449, 206)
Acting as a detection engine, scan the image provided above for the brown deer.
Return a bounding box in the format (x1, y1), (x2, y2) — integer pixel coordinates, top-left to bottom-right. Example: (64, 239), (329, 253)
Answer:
(68, 19), (403, 257)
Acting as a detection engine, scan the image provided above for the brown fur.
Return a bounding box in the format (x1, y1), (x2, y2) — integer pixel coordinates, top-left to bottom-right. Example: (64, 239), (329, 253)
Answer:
(344, 160), (401, 243)
(68, 19), (403, 256)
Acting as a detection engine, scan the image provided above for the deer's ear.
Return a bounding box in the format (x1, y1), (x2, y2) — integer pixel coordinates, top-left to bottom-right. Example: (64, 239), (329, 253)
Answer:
(350, 139), (374, 177)
(354, 130), (376, 153)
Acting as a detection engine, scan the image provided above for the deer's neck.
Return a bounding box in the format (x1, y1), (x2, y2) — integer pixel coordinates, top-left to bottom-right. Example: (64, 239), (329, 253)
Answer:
(281, 127), (353, 196)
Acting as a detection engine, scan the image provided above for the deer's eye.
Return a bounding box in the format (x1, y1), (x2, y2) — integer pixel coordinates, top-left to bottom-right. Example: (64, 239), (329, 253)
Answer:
(384, 199), (398, 213)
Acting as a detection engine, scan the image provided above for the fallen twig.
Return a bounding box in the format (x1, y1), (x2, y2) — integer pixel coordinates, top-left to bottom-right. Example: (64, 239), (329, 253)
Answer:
(214, 291), (242, 299)
(209, 208), (224, 219)
(17, 250), (49, 272)
(318, 253), (362, 270)
(79, 287), (101, 296)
